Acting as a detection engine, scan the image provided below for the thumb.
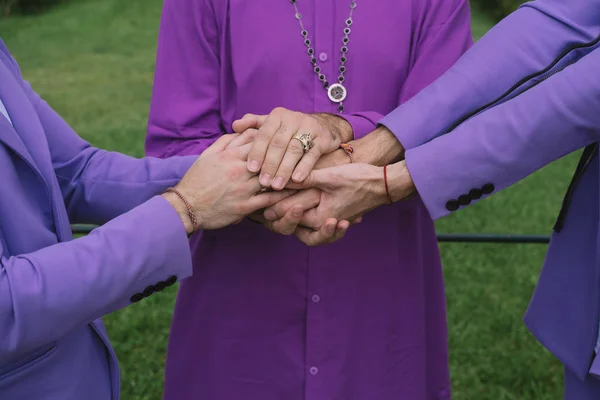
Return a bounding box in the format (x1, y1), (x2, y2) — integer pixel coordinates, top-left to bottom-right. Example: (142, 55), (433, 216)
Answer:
(232, 114), (268, 133)
(286, 169), (326, 190)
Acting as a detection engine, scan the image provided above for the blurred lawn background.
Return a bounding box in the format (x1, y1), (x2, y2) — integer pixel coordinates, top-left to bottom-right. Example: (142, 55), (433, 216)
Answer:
(0, 0), (575, 398)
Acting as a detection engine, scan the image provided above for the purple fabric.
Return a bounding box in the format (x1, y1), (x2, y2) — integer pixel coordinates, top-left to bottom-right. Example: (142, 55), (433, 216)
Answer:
(145, 0), (473, 399)
(0, 39), (195, 399)
(380, 0), (600, 385)
(565, 366), (600, 400)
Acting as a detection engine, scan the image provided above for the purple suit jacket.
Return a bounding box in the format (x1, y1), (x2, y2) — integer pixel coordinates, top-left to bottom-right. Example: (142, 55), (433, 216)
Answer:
(380, 0), (600, 381)
(0, 39), (195, 399)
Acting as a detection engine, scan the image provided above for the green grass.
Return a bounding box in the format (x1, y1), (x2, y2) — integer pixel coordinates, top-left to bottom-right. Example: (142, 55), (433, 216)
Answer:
(0, 1), (573, 398)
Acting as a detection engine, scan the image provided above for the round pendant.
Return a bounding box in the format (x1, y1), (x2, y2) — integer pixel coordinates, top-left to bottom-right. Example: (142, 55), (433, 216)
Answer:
(327, 83), (347, 103)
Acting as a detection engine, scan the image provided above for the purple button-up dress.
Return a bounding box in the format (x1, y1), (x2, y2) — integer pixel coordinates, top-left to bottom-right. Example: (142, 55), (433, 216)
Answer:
(145, 0), (472, 399)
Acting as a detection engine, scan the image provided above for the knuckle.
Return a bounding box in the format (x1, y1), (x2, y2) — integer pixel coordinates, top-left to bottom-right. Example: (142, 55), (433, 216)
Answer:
(256, 130), (274, 143)
(312, 142), (324, 155)
(288, 141), (305, 156)
(280, 225), (295, 236)
(271, 135), (288, 150)
(272, 107), (288, 115)
(263, 158), (280, 170)
(272, 201), (288, 216)
(246, 128), (259, 138)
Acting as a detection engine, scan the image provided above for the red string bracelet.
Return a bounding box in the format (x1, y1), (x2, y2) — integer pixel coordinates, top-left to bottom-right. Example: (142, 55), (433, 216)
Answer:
(383, 165), (393, 204)
(166, 187), (199, 233)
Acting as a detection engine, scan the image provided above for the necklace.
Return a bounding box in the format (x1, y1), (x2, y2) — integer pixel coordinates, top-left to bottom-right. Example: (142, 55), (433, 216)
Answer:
(290, 0), (356, 113)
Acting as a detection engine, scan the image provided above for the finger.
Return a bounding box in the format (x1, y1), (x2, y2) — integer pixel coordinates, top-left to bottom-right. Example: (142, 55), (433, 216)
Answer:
(245, 189), (296, 213)
(202, 134), (240, 157)
(286, 169), (327, 190)
(298, 207), (323, 230)
(232, 114), (268, 133)
(271, 138), (306, 190)
(332, 220), (351, 240)
(351, 216), (363, 224)
(247, 212), (267, 224)
(228, 142), (254, 161)
(268, 205), (304, 235)
(295, 218), (339, 247)
(259, 120), (300, 187)
(263, 188), (321, 221)
(291, 143), (323, 183)
(246, 115), (281, 173)
(225, 129), (259, 149)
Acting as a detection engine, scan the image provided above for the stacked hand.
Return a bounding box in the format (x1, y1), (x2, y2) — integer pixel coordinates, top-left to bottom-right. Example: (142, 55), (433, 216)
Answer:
(225, 107), (413, 246)
(166, 107), (412, 245)
(233, 107), (354, 188)
(163, 134), (296, 235)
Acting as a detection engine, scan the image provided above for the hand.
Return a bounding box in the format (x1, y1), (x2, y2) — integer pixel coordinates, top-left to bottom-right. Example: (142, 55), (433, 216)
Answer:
(247, 196), (351, 246)
(271, 162), (414, 236)
(163, 134), (295, 234)
(259, 147), (352, 232)
(232, 107), (353, 190)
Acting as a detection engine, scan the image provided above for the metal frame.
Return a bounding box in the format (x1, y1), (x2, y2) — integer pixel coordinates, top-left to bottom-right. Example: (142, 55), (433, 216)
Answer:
(70, 224), (551, 244)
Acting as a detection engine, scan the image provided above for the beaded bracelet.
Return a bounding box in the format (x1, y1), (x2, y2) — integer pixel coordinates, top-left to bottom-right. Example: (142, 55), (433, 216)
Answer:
(165, 187), (199, 233)
(339, 142), (354, 163)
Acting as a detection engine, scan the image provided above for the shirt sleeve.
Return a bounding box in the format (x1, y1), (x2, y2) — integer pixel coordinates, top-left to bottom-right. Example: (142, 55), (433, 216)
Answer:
(145, 0), (224, 158)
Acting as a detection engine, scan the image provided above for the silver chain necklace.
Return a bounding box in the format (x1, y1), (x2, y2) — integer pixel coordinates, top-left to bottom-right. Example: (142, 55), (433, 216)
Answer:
(290, 0), (356, 113)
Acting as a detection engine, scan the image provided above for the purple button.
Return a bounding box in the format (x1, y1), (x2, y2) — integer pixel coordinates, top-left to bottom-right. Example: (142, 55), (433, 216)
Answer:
(309, 366), (319, 375)
(312, 294), (320, 303)
(319, 52), (328, 62)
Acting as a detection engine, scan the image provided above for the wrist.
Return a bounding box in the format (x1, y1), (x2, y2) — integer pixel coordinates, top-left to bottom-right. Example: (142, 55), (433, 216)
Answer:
(352, 126), (405, 166)
(315, 113), (354, 143)
(162, 191), (195, 235)
(383, 161), (415, 202)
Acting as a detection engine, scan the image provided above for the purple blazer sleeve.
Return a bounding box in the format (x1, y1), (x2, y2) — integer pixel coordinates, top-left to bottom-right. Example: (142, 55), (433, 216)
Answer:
(31, 82), (194, 225)
(145, 0), (223, 158)
(1, 196), (192, 356)
(3, 45), (196, 226)
(345, 0), (473, 140)
(407, 45), (600, 219)
(380, 0), (600, 151)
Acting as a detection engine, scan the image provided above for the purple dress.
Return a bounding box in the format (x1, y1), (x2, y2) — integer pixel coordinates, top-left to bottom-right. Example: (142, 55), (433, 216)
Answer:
(145, 0), (473, 398)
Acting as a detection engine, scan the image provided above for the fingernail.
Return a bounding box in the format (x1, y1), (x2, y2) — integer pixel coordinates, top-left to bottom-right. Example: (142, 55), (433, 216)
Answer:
(248, 160), (260, 172)
(273, 176), (284, 189)
(292, 207), (303, 217)
(264, 209), (277, 220)
(260, 173), (271, 186)
(292, 171), (303, 182)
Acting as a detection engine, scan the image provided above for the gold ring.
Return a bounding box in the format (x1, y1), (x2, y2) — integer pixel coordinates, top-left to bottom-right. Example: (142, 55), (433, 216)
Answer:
(291, 132), (314, 153)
